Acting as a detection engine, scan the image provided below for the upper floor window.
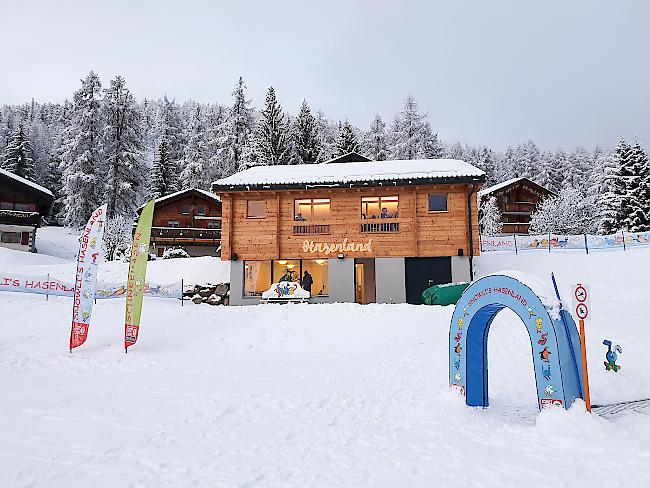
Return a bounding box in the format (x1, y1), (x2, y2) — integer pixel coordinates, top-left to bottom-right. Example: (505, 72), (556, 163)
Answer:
(180, 205), (190, 215)
(14, 203), (31, 211)
(197, 205), (207, 216)
(247, 200), (266, 218)
(294, 198), (330, 221)
(207, 221), (221, 229)
(428, 194), (448, 212)
(167, 220), (180, 228)
(0, 202), (13, 210)
(361, 196), (398, 219)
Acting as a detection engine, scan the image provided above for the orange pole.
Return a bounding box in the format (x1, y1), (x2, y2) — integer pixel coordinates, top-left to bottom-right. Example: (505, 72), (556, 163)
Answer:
(579, 318), (591, 412)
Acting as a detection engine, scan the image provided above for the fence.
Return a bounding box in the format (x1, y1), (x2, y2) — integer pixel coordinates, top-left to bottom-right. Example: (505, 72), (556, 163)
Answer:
(480, 230), (650, 253)
(0, 273), (182, 299)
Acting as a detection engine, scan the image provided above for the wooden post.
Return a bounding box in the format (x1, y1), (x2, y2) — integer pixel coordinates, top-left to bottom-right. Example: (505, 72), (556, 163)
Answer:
(412, 188), (418, 255)
(579, 318), (592, 412)
(276, 194), (281, 259)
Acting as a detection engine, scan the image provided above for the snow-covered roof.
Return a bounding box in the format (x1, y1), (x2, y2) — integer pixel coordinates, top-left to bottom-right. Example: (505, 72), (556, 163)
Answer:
(139, 188), (221, 210)
(478, 177), (556, 197)
(0, 167), (54, 198)
(212, 158), (485, 191)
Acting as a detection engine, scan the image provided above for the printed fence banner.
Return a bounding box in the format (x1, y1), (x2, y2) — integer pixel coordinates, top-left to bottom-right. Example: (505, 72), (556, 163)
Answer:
(623, 231), (650, 248)
(549, 234), (585, 250)
(69, 204), (107, 351)
(514, 234), (550, 251)
(585, 233), (624, 250)
(0, 273), (182, 299)
(124, 199), (155, 351)
(480, 235), (517, 252)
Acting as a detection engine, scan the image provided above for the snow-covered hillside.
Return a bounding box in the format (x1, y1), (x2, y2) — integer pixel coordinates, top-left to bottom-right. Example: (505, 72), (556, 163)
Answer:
(1, 240), (649, 486)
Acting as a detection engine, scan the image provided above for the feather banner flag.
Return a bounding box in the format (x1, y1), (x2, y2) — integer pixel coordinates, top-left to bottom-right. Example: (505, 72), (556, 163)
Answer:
(124, 200), (155, 352)
(69, 204), (107, 351)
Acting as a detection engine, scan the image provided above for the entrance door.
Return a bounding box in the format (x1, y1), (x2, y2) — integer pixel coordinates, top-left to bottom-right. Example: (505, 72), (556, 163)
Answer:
(405, 257), (452, 304)
(355, 263), (364, 304)
(354, 258), (376, 304)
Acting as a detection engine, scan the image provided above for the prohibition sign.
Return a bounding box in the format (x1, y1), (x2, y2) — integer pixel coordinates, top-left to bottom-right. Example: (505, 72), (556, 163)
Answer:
(576, 302), (589, 320)
(574, 285), (587, 303)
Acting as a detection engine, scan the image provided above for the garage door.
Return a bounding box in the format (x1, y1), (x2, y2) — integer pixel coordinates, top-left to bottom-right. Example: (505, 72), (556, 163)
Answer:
(405, 257), (452, 305)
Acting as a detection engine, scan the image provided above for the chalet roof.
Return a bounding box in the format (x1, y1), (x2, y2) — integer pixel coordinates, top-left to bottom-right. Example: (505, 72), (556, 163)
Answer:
(211, 158), (485, 192)
(137, 188), (221, 212)
(0, 168), (54, 198)
(321, 152), (372, 164)
(478, 177), (556, 198)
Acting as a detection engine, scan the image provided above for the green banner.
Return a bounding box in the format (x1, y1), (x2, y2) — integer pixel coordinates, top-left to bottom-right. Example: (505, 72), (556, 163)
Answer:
(124, 200), (155, 351)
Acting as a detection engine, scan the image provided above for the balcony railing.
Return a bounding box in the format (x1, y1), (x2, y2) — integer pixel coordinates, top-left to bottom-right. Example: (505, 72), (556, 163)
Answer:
(360, 220), (400, 233)
(292, 223), (331, 235)
(149, 227), (221, 241)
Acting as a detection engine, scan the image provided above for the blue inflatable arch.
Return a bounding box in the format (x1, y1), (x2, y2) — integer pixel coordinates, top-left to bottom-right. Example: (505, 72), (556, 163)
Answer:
(449, 274), (585, 410)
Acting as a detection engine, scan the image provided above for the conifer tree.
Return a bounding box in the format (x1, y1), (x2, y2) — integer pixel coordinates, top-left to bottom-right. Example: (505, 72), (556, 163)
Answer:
(2, 125), (35, 180)
(479, 196), (503, 235)
(219, 77), (254, 173)
(180, 106), (210, 189)
(388, 95), (443, 160)
(150, 136), (177, 197)
(315, 110), (337, 161)
(293, 101), (321, 164)
(625, 141), (650, 231)
(102, 75), (146, 219)
(157, 95), (183, 185)
(362, 114), (388, 161)
(254, 87), (292, 165)
(335, 121), (360, 156)
(61, 71), (104, 228)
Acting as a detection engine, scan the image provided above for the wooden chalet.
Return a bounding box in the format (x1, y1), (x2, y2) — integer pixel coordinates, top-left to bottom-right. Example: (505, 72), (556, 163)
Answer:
(137, 188), (222, 257)
(478, 177), (556, 234)
(212, 155), (485, 305)
(0, 168), (54, 252)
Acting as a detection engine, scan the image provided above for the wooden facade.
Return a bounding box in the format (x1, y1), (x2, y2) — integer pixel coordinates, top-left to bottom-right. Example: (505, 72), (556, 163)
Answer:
(480, 178), (555, 234)
(218, 183), (481, 261)
(137, 189), (222, 257)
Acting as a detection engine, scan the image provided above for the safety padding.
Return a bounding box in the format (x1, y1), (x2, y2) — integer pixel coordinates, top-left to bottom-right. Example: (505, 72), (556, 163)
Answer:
(449, 274), (584, 410)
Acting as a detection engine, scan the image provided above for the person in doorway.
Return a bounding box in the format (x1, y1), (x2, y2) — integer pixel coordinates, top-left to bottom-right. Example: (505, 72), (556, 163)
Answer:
(301, 270), (313, 294)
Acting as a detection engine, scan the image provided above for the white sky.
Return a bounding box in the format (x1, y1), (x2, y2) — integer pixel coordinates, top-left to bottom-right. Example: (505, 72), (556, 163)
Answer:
(2, 0), (649, 150)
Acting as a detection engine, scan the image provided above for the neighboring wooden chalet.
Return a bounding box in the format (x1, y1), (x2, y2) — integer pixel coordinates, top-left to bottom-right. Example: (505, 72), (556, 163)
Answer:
(137, 188), (222, 257)
(479, 177), (556, 234)
(212, 157), (485, 305)
(0, 168), (54, 252)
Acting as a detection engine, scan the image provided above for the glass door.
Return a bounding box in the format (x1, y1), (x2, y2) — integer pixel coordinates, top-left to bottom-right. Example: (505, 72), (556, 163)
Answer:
(355, 263), (364, 304)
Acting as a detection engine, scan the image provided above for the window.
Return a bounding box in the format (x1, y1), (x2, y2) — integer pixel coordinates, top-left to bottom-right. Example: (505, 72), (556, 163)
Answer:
(294, 198), (331, 221)
(207, 221), (221, 229)
(197, 206), (206, 216)
(247, 200), (266, 218)
(167, 220), (180, 228)
(180, 205), (190, 215)
(14, 203), (30, 211)
(361, 196), (398, 219)
(428, 194), (448, 212)
(302, 259), (329, 297)
(1, 232), (22, 244)
(273, 259), (300, 284)
(243, 261), (272, 297)
(0, 202), (12, 210)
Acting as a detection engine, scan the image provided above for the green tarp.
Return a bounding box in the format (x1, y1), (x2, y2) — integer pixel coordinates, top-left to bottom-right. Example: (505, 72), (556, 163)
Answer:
(421, 282), (470, 306)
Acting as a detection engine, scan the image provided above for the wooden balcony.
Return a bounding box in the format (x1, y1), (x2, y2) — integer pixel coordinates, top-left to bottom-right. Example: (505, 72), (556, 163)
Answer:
(292, 223), (331, 235)
(360, 218), (402, 233)
(148, 226), (221, 244)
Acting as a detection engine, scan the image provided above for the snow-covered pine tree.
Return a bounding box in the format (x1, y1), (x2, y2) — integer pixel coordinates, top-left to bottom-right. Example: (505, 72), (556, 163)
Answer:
(102, 215), (133, 261)
(158, 95), (183, 174)
(445, 142), (464, 160)
(220, 77), (255, 173)
(315, 111), (337, 162)
(562, 147), (591, 193)
(529, 187), (599, 234)
(515, 140), (540, 180)
(536, 151), (559, 193)
(388, 95), (443, 160)
(335, 121), (360, 156)
(253, 87), (292, 166)
(478, 196), (503, 235)
(180, 106), (210, 189)
(61, 71), (104, 228)
(150, 136), (177, 197)
(102, 75), (146, 219)
(625, 141), (650, 231)
(2, 125), (35, 180)
(361, 114), (388, 161)
(293, 101), (321, 164)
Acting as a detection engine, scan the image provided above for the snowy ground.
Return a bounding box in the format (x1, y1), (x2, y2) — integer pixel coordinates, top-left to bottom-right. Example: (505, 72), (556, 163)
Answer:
(1, 233), (649, 487)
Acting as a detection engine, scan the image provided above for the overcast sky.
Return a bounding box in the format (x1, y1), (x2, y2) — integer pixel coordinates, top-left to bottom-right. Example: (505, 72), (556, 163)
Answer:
(2, 0), (649, 150)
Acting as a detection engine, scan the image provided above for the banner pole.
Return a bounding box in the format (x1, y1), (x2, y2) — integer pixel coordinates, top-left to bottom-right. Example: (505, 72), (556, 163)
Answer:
(514, 234), (518, 255)
(579, 318), (592, 412)
(548, 232), (551, 253)
(46, 273), (49, 301)
(584, 234), (588, 255)
(622, 230), (626, 251)
(181, 278), (184, 307)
